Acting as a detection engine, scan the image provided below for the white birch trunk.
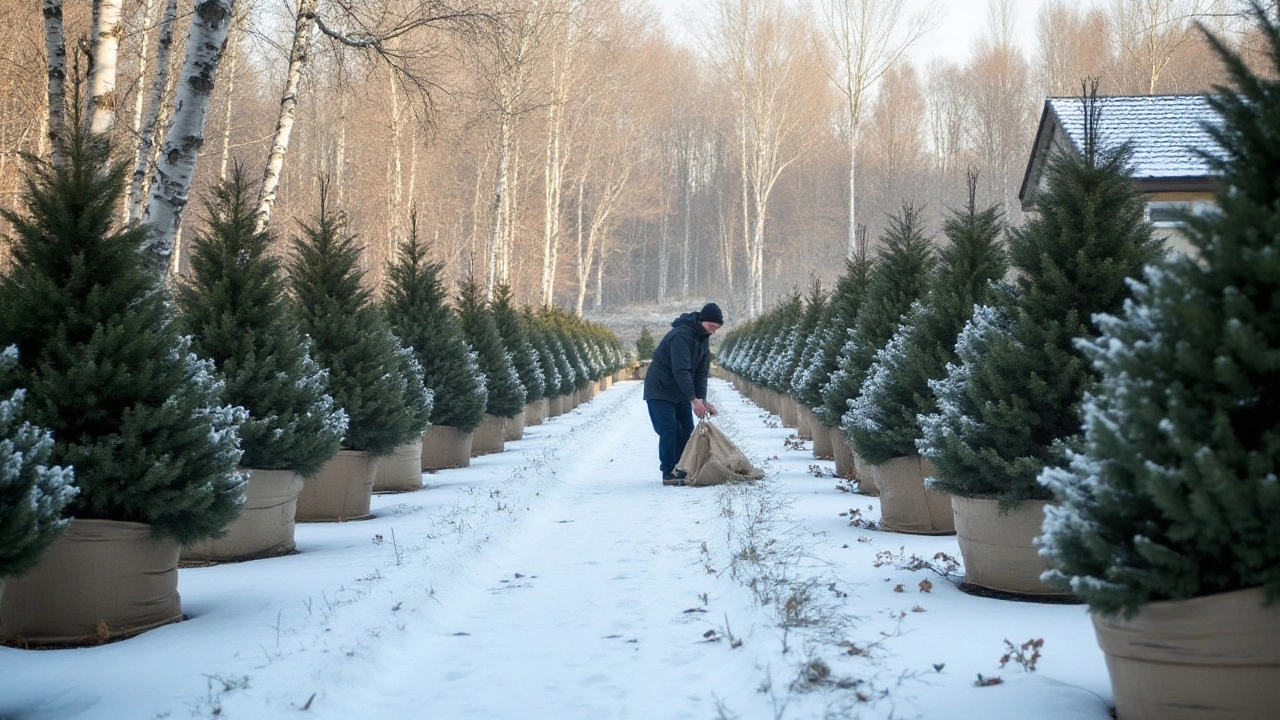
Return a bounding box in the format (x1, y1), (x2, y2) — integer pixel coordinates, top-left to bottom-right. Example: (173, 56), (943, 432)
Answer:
(43, 0), (68, 166)
(486, 112), (512, 300)
(129, 0), (177, 221)
(141, 0), (236, 277)
(681, 147), (691, 299)
(217, 5), (245, 180)
(85, 0), (124, 134)
(335, 90), (347, 206)
(255, 0), (317, 233)
(574, 178), (584, 314)
(657, 213), (668, 300)
(388, 67), (404, 242)
(127, 0), (158, 181)
(540, 103), (562, 306)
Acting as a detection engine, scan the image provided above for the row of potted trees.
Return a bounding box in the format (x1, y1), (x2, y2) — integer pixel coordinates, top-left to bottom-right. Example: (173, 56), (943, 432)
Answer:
(718, 8), (1280, 718)
(0, 125), (627, 647)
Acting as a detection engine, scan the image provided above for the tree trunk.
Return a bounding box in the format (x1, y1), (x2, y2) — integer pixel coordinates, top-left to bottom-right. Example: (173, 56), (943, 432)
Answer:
(658, 213), (668, 300)
(255, 0), (317, 233)
(129, 0), (177, 222)
(43, 0), (68, 166)
(217, 4), (245, 180)
(388, 66), (404, 243)
(125, 0), (159, 220)
(141, 0), (237, 277)
(541, 102), (563, 306)
(85, 0), (124, 135)
(487, 112), (512, 300)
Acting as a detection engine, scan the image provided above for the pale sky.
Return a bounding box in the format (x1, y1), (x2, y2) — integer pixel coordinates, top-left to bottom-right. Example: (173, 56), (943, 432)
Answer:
(657, 0), (1048, 68)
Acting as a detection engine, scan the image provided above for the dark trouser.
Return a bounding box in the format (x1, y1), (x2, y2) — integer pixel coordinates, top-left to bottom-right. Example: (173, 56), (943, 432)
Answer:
(647, 399), (695, 476)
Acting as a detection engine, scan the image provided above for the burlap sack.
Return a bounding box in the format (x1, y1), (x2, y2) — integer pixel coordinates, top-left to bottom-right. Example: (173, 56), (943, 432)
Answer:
(183, 468), (304, 562)
(1093, 587), (1280, 720)
(831, 429), (855, 478)
(374, 440), (424, 492)
(421, 426), (473, 470)
(1, 519), (182, 647)
(854, 453), (879, 496)
(676, 420), (765, 487)
(779, 395), (799, 428)
(547, 395), (565, 418)
(952, 497), (1068, 596)
(471, 414), (507, 456)
(805, 410), (834, 459)
(296, 450), (378, 521)
(524, 398), (548, 427)
(875, 456), (955, 535)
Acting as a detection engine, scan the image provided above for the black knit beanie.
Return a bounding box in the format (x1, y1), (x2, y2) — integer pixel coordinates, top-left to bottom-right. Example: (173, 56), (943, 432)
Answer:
(699, 302), (724, 325)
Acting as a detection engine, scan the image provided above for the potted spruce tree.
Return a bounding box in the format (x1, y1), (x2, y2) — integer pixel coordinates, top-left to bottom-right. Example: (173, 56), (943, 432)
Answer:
(785, 283), (827, 440)
(634, 326), (655, 379)
(1040, 9), (1280, 716)
(0, 346), (77, 607)
(456, 278), (525, 455)
(289, 190), (431, 518)
(492, 285), (545, 440)
(0, 127), (245, 646)
(176, 170), (347, 558)
(847, 183), (1006, 533)
(804, 249), (873, 466)
(383, 223), (487, 472)
(523, 308), (562, 423)
(828, 206), (936, 509)
(540, 307), (581, 412)
(919, 87), (1163, 595)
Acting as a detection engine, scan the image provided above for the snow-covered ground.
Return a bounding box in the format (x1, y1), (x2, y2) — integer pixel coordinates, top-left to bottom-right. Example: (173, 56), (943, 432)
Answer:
(0, 379), (1112, 720)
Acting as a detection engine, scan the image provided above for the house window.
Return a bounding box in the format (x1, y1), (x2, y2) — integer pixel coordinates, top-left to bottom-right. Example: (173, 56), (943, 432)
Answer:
(1147, 200), (1214, 227)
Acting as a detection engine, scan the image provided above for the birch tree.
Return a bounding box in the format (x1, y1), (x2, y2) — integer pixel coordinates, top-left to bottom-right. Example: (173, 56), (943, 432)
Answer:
(1107, 0), (1211, 93)
(127, 0), (178, 221)
(43, 0), (68, 166)
(816, 0), (931, 261)
(85, 0), (124, 134)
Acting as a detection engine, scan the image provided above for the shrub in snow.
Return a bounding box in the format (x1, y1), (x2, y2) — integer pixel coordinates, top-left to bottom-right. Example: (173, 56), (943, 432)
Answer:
(918, 88), (1163, 510)
(456, 277), (526, 417)
(759, 295), (804, 391)
(636, 327), (656, 362)
(0, 346), (76, 577)
(1040, 15), (1280, 616)
(493, 285), (546, 404)
(289, 190), (431, 456)
(383, 223), (487, 433)
(786, 282), (828, 400)
(798, 251), (873, 426)
(825, 204), (934, 440)
(522, 308), (563, 395)
(176, 169), (346, 476)
(846, 183), (1006, 465)
(0, 126), (245, 544)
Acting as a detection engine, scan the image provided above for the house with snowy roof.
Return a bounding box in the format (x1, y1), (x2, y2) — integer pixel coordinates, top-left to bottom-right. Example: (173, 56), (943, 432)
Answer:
(1018, 94), (1222, 255)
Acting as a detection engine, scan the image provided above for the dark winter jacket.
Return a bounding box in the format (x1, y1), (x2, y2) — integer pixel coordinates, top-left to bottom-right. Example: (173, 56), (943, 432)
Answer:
(643, 312), (712, 403)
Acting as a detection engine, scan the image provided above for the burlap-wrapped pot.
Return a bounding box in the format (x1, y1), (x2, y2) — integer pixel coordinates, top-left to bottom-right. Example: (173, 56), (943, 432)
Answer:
(373, 440), (423, 493)
(779, 395), (799, 428)
(874, 456), (954, 535)
(807, 413), (834, 460)
(952, 497), (1068, 596)
(586, 381), (599, 399)
(634, 362), (649, 380)
(600, 375), (612, 391)
(568, 390), (581, 410)
(547, 395), (565, 418)
(831, 429), (855, 478)
(854, 453), (879, 496)
(0, 519), (182, 647)
(524, 398), (548, 427)
(183, 468), (305, 562)
(1093, 587), (1280, 720)
(612, 369), (626, 383)
(296, 450), (378, 522)
(796, 405), (812, 439)
(505, 411), (525, 441)
(421, 426), (473, 470)
(470, 414), (507, 456)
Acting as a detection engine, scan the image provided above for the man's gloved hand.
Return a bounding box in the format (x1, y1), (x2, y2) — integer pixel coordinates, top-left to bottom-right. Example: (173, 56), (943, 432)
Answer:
(693, 399), (718, 418)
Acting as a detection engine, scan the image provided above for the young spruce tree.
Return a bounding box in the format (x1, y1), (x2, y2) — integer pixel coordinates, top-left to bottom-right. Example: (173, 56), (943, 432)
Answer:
(383, 221), (487, 433)
(0, 126), (244, 544)
(1040, 6), (1280, 616)
(796, 248), (873, 424)
(176, 169), (346, 476)
(635, 327), (656, 362)
(492, 285), (545, 405)
(289, 190), (431, 456)
(847, 180), (1006, 464)
(0, 346), (77, 577)
(456, 278), (526, 418)
(920, 86), (1164, 509)
(825, 205), (934, 437)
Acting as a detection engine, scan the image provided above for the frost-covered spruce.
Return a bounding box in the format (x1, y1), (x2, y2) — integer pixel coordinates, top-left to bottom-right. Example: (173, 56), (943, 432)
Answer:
(289, 191), (430, 456)
(787, 282), (828, 399)
(762, 294), (803, 392)
(383, 223), (487, 433)
(636, 327), (656, 361)
(492, 285), (545, 405)
(456, 278), (526, 418)
(176, 169), (346, 477)
(522, 308), (563, 397)
(1040, 11), (1280, 616)
(825, 205), (934, 435)
(803, 250), (873, 426)
(0, 346), (77, 577)
(0, 126), (245, 545)
(918, 89), (1163, 509)
(846, 184), (1006, 464)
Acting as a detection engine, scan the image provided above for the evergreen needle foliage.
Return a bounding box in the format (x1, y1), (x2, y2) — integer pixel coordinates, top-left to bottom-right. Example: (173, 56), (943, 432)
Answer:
(0, 126), (245, 544)
(824, 205), (935, 436)
(492, 285), (546, 404)
(289, 190), (430, 456)
(635, 327), (656, 361)
(177, 168), (346, 476)
(920, 86), (1164, 509)
(456, 278), (526, 418)
(1040, 5), (1280, 616)
(0, 346), (77, 576)
(786, 282), (828, 401)
(799, 249), (873, 426)
(383, 220), (487, 433)
(522, 307), (563, 399)
(847, 180), (1007, 464)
